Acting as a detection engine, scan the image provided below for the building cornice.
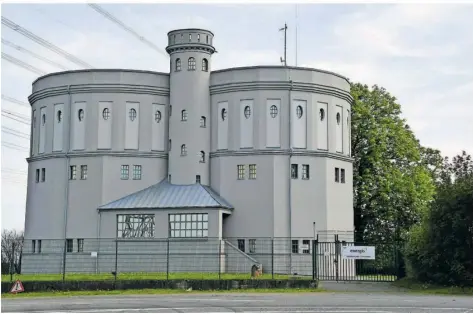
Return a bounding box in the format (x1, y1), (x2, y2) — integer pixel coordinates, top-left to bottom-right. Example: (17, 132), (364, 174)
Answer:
(210, 149), (354, 163)
(28, 84), (170, 105)
(27, 151), (168, 163)
(209, 81), (354, 104)
(165, 44), (215, 55)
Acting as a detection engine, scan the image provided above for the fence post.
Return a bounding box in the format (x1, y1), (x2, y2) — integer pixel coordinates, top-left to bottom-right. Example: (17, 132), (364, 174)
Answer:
(166, 238), (170, 280)
(334, 234), (339, 282)
(114, 240), (118, 281)
(10, 242), (15, 282)
(312, 238), (318, 281)
(218, 239), (222, 280)
(62, 239), (67, 282)
(271, 238), (274, 279)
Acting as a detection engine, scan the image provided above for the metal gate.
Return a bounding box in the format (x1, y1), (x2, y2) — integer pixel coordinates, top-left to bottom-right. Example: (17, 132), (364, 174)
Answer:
(312, 238), (401, 282)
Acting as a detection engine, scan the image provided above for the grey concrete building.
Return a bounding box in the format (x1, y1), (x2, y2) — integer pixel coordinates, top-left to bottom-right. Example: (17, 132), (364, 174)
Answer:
(22, 28), (354, 276)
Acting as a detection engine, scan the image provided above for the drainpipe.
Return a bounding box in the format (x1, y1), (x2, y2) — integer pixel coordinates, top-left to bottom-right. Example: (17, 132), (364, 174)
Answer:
(287, 69), (293, 274)
(62, 85), (72, 277)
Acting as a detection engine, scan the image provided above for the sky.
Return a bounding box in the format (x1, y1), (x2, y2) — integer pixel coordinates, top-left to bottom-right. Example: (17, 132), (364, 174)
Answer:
(1, 2), (473, 232)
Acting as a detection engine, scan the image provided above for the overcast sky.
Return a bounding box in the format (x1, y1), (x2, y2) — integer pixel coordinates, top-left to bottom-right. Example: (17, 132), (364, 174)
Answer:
(1, 2), (473, 232)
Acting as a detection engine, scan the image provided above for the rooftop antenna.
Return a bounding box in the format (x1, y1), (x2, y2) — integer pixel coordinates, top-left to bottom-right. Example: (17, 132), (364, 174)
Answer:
(295, 5), (298, 66)
(279, 23), (287, 66)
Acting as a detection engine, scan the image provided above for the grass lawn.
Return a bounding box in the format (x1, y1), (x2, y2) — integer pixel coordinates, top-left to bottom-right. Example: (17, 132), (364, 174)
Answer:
(392, 278), (473, 295)
(2, 272), (311, 282)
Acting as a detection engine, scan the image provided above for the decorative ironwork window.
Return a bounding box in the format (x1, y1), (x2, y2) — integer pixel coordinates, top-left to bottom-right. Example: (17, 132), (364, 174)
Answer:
(270, 105), (278, 118)
(291, 164), (298, 179)
(117, 214), (155, 238)
(129, 108), (137, 121)
(69, 165), (76, 180)
(169, 213), (208, 238)
(78, 109), (84, 121)
(188, 57), (196, 70)
(200, 116), (206, 128)
(181, 110), (188, 121)
(249, 164), (256, 179)
(121, 165), (129, 180)
(80, 165), (87, 180)
(244, 106), (251, 119)
(296, 105), (303, 119)
(302, 164), (309, 179)
(155, 110), (162, 123)
(175, 58), (181, 71)
(102, 108), (110, 120)
(133, 165), (142, 180)
(202, 58), (208, 71)
(237, 165), (245, 180)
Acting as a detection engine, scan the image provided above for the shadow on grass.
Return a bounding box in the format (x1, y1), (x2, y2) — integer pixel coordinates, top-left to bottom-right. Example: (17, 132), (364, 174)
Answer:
(392, 278), (473, 295)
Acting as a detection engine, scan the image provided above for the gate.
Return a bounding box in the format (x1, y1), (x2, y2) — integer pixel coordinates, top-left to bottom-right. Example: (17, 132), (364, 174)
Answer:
(312, 237), (401, 282)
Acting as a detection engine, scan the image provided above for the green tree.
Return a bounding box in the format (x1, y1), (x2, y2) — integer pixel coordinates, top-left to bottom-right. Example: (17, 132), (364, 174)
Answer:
(405, 151), (473, 286)
(350, 83), (436, 244)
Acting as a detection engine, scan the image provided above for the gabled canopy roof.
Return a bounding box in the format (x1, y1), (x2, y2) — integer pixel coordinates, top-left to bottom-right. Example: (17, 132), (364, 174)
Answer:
(98, 179), (233, 210)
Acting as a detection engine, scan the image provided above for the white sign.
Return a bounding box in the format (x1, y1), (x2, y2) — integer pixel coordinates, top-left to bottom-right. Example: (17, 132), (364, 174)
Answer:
(91, 252), (97, 257)
(341, 246), (375, 260)
(300, 244), (309, 250)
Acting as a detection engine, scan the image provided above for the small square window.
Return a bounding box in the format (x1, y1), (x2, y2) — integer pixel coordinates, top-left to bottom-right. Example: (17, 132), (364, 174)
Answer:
(80, 165), (87, 180)
(237, 165), (245, 180)
(302, 164), (309, 179)
(292, 240), (299, 254)
(69, 165), (76, 180)
(66, 239), (73, 253)
(249, 239), (256, 253)
(35, 169), (40, 183)
(291, 164), (298, 179)
(341, 169), (345, 183)
(77, 239), (84, 252)
(249, 164), (256, 179)
(335, 167), (340, 182)
(41, 168), (46, 182)
(238, 239), (245, 252)
(133, 165), (142, 180)
(121, 165), (129, 180)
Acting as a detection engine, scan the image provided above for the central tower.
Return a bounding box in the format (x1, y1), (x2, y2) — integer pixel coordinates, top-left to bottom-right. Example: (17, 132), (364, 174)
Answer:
(166, 29), (216, 185)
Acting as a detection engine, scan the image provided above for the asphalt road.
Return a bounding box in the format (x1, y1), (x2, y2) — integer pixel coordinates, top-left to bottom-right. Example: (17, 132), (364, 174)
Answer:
(2, 292), (473, 313)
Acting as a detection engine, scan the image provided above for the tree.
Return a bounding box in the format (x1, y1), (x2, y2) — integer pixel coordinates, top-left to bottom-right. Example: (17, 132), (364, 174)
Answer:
(1, 229), (24, 275)
(350, 83), (436, 244)
(405, 151), (473, 286)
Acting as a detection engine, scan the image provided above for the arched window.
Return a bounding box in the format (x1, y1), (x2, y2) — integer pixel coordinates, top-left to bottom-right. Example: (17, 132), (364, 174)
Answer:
(206, 35), (209, 44)
(57, 110), (62, 123)
(42, 114), (46, 126)
(270, 105), (278, 118)
(129, 108), (137, 121)
(78, 109), (84, 121)
(181, 144), (187, 156)
(181, 109), (188, 121)
(188, 57), (196, 70)
(175, 58), (181, 71)
(202, 58), (208, 72)
(189, 34), (192, 41)
(102, 108), (110, 120)
(319, 108), (325, 121)
(200, 116), (206, 128)
(200, 151), (205, 163)
(169, 139), (172, 151)
(336, 112), (341, 125)
(221, 108), (227, 121)
(296, 106), (303, 119)
(155, 110), (162, 123)
(244, 106), (251, 119)
(197, 34), (200, 42)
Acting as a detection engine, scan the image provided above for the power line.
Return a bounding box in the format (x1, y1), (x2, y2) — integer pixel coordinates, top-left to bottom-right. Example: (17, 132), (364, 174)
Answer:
(1, 109), (30, 121)
(2, 52), (47, 75)
(2, 141), (29, 152)
(2, 126), (29, 137)
(2, 167), (27, 175)
(87, 4), (167, 57)
(2, 38), (71, 71)
(1, 95), (29, 107)
(1, 113), (31, 126)
(1, 16), (95, 68)
(2, 127), (30, 140)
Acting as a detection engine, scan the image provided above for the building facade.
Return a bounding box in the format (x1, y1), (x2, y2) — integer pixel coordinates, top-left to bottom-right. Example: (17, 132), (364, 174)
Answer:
(22, 28), (354, 275)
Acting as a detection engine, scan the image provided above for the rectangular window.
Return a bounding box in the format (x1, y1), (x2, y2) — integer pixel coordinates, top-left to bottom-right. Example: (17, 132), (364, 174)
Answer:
(335, 167), (340, 182)
(249, 239), (256, 253)
(32, 240), (36, 253)
(77, 239), (84, 252)
(341, 168), (346, 183)
(168, 174), (171, 183)
(66, 239), (73, 253)
(200, 116), (206, 128)
(35, 169), (40, 183)
(302, 239), (310, 254)
(169, 213), (208, 238)
(80, 165), (87, 180)
(69, 165), (76, 180)
(238, 239), (245, 252)
(292, 239), (299, 254)
(291, 164), (298, 179)
(117, 214), (155, 238)
(249, 164), (256, 179)
(38, 240), (42, 253)
(41, 168), (46, 182)
(121, 165), (129, 180)
(196, 175), (201, 183)
(237, 165), (245, 180)
(133, 165), (142, 180)
(302, 164), (310, 179)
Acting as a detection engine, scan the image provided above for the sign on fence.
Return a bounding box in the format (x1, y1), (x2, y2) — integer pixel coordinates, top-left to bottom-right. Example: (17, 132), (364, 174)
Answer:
(341, 246), (375, 260)
(10, 280), (24, 294)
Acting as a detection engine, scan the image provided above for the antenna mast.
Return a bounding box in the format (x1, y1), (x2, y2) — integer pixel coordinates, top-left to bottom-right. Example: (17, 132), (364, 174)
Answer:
(295, 5), (298, 66)
(279, 23), (287, 66)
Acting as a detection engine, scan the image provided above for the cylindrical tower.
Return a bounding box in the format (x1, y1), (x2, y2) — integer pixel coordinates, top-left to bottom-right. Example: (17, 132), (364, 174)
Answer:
(166, 29), (216, 185)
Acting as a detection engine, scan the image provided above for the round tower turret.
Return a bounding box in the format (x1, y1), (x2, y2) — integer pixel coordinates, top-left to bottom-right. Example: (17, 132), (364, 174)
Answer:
(166, 29), (216, 185)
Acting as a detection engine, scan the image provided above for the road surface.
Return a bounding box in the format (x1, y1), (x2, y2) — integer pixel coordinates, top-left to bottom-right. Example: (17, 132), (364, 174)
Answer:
(2, 292), (473, 313)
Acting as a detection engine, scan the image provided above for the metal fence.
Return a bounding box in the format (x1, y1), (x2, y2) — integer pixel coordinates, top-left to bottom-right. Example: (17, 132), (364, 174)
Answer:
(6, 235), (403, 282)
